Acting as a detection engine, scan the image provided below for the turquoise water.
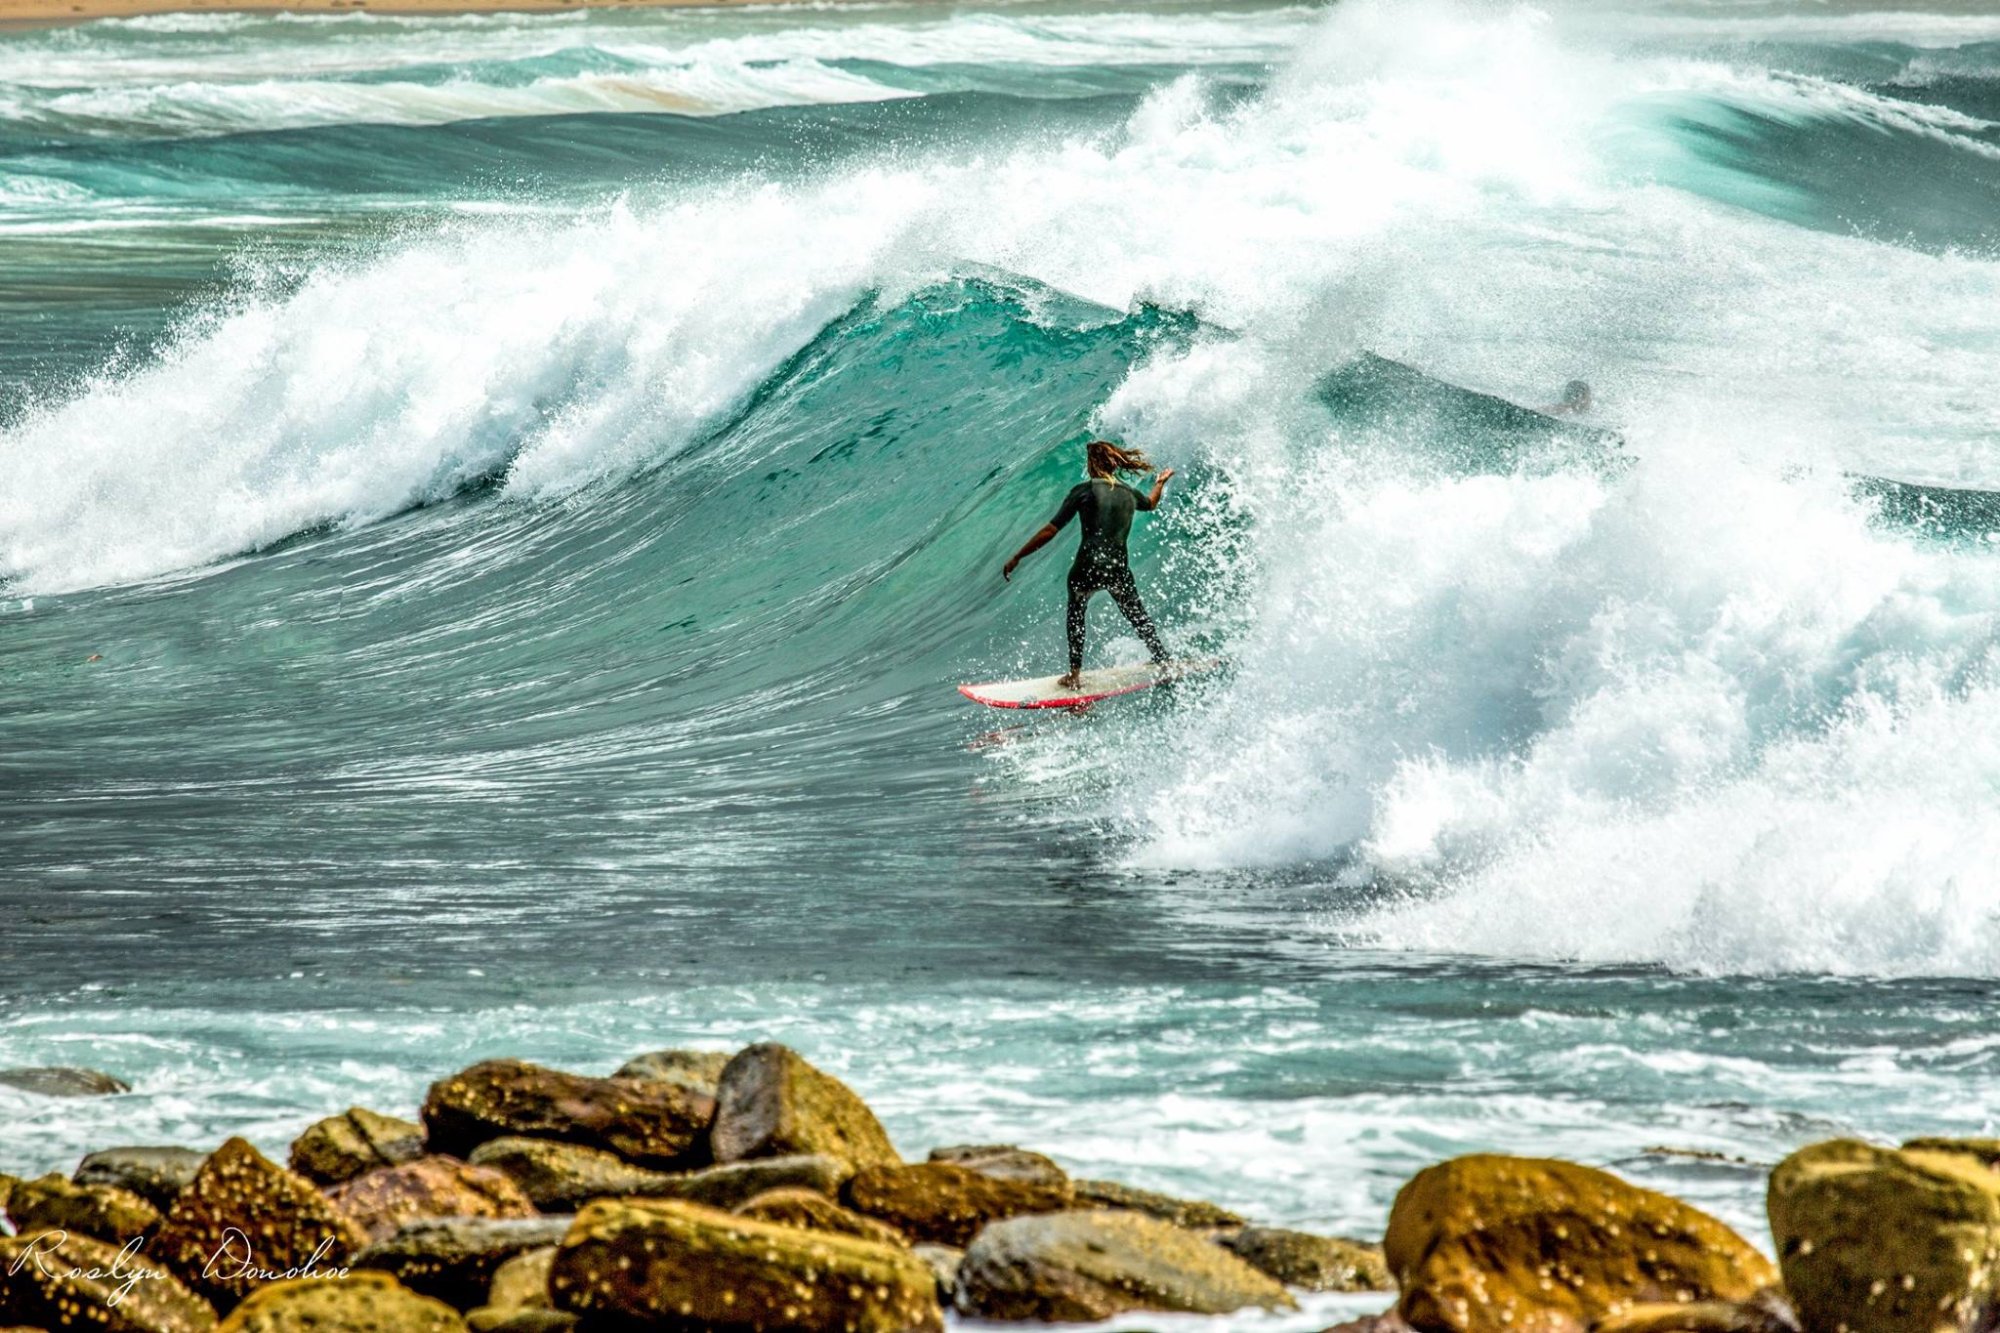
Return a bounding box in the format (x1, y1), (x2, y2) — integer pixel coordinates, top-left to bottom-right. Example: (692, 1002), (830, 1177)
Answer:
(6, 0), (2000, 1278)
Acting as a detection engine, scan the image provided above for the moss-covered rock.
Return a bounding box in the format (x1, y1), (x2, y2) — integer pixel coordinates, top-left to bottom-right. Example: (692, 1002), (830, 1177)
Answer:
(214, 1272), (464, 1332)
(1769, 1139), (2000, 1333)
(466, 1138), (677, 1211)
(956, 1209), (1296, 1321)
(1386, 1154), (1776, 1333)
(1070, 1178), (1245, 1228)
(1903, 1138), (2000, 1172)
(736, 1187), (910, 1246)
(326, 1156), (538, 1243)
(466, 1314), (576, 1333)
(352, 1217), (573, 1311)
(845, 1161), (1071, 1247)
(469, 1136), (850, 1212)
(483, 1246), (555, 1314)
(1217, 1226), (1392, 1292)
(151, 1138), (364, 1312)
(1591, 1293), (1800, 1333)
(75, 1148), (208, 1211)
(0, 1227), (217, 1332)
(926, 1146), (1069, 1189)
(548, 1198), (941, 1333)
(422, 1060), (713, 1169)
(287, 1108), (425, 1187)
(710, 1044), (899, 1171)
(613, 1050), (733, 1097)
(5, 1173), (160, 1244)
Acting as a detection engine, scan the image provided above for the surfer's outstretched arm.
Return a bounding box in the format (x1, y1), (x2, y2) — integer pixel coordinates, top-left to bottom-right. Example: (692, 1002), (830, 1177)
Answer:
(1002, 524), (1059, 581)
(1136, 467), (1176, 511)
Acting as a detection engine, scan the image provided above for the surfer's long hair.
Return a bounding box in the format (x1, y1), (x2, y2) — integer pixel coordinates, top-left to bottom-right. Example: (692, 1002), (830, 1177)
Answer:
(1086, 440), (1153, 478)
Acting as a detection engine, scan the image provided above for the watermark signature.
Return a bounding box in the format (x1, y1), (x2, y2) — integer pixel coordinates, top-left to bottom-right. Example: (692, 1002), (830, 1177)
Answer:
(8, 1228), (351, 1307)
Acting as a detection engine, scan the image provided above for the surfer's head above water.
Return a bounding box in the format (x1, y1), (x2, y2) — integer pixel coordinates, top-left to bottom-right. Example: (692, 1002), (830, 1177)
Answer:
(1086, 440), (1153, 479)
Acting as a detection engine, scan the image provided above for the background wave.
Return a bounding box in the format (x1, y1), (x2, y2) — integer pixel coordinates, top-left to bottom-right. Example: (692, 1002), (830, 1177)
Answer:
(5, 0), (2000, 991)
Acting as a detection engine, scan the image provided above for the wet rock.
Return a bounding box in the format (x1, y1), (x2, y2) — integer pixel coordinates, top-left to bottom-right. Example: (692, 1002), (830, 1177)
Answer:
(710, 1043), (900, 1170)
(736, 1186), (910, 1247)
(613, 1049), (732, 1097)
(1386, 1154), (1776, 1333)
(152, 1137), (364, 1312)
(1902, 1136), (2000, 1172)
(326, 1156), (539, 1243)
(466, 1315), (576, 1333)
(0, 1174), (14, 1213)
(0, 1227), (217, 1332)
(4, 1173), (160, 1244)
(466, 1139), (676, 1212)
(927, 1145), (1069, 1189)
(957, 1209), (1296, 1321)
(912, 1244), (963, 1304)
(845, 1161), (1072, 1247)
(548, 1198), (941, 1333)
(1769, 1138), (2000, 1333)
(0, 1067), (130, 1097)
(423, 1059), (713, 1169)
(661, 1153), (856, 1210)
(288, 1108), (425, 1187)
(353, 1217), (572, 1311)
(1070, 1177), (1245, 1229)
(1218, 1225), (1393, 1292)
(75, 1147), (209, 1211)
(214, 1271), (464, 1332)
(1592, 1292), (1800, 1333)
(468, 1136), (849, 1212)
(483, 1245), (555, 1313)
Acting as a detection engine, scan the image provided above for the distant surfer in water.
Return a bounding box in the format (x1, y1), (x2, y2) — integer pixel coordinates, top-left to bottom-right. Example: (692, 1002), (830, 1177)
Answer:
(1541, 379), (1593, 418)
(1003, 440), (1173, 689)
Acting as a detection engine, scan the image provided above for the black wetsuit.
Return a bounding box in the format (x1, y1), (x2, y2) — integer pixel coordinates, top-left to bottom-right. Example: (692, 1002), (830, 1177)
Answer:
(1048, 478), (1169, 675)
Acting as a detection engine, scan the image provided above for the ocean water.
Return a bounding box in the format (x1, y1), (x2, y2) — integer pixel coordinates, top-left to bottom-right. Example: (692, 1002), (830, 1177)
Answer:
(5, 0), (2000, 1285)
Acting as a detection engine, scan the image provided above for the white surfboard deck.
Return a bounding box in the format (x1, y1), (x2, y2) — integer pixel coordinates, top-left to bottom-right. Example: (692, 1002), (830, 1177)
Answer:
(958, 657), (1223, 710)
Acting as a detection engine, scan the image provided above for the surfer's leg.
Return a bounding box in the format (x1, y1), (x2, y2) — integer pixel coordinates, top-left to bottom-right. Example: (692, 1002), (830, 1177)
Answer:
(1108, 571), (1169, 663)
(1064, 579), (1091, 684)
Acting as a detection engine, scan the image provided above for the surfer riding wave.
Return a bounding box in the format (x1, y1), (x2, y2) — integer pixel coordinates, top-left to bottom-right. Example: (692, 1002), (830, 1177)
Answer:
(1003, 440), (1174, 688)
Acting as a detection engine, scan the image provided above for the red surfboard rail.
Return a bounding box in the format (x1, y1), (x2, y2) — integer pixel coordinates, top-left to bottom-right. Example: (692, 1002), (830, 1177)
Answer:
(957, 658), (1223, 710)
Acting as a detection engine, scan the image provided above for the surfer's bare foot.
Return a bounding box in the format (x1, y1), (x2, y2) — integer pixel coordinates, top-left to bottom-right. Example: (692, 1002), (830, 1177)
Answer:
(1057, 671), (1082, 689)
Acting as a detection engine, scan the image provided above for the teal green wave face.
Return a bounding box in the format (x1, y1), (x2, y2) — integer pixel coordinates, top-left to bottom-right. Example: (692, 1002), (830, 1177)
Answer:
(10, 0), (2000, 1262)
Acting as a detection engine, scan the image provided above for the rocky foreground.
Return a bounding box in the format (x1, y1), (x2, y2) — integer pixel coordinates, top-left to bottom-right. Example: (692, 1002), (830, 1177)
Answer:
(0, 1047), (1990, 1333)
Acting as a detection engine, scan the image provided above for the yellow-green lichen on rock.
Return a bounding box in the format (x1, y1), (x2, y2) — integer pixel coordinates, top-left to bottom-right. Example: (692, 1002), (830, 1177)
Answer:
(152, 1137), (365, 1312)
(215, 1271), (465, 1332)
(4, 1173), (161, 1244)
(710, 1043), (900, 1171)
(0, 1227), (217, 1333)
(845, 1161), (1071, 1247)
(1386, 1154), (1776, 1333)
(421, 1059), (716, 1168)
(1770, 1138), (2000, 1333)
(287, 1107), (425, 1187)
(548, 1197), (942, 1333)
(1217, 1225), (1393, 1293)
(735, 1186), (911, 1247)
(955, 1209), (1297, 1322)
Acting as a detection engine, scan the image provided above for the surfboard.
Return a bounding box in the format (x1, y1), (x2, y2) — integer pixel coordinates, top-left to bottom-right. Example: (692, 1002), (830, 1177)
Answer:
(957, 657), (1223, 710)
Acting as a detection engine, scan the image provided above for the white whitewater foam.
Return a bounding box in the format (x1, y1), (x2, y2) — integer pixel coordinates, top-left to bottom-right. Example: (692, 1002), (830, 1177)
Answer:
(0, 4), (1316, 137)
(8, 0), (2000, 981)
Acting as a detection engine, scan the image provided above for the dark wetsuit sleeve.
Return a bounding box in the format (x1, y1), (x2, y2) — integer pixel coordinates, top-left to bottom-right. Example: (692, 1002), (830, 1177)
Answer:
(1049, 483), (1090, 530)
(1132, 486), (1157, 512)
